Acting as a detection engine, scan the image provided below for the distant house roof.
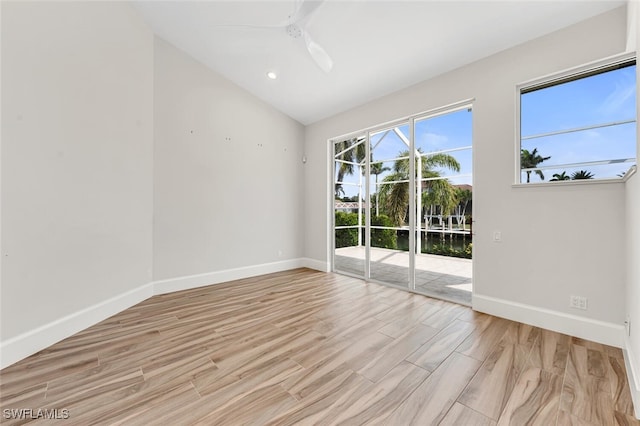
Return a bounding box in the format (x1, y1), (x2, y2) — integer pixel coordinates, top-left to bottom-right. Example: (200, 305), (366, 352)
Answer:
(453, 184), (473, 192)
(335, 201), (368, 209)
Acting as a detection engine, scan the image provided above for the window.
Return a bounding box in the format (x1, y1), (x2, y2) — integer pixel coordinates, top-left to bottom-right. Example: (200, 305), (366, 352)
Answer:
(518, 55), (636, 184)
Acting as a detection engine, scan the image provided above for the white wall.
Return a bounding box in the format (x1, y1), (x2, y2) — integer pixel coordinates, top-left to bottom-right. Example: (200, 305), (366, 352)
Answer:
(1, 1), (154, 359)
(625, 171), (640, 417)
(304, 7), (628, 345)
(624, 1), (640, 417)
(152, 38), (305, 288)
(0, 4), (306, 369)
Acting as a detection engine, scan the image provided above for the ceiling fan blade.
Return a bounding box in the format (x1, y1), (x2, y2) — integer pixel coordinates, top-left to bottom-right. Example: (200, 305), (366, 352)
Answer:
(303, 30), (333, 73)
(291, 0), (325, 24)
(214, 0), (323, 29)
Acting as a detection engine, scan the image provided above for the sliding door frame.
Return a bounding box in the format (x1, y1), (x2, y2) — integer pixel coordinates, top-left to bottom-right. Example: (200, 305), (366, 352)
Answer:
(330, 98), (475, 297)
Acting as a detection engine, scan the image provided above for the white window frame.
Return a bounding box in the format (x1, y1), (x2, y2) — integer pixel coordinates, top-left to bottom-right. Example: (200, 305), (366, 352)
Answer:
(515, 52), (637, 186)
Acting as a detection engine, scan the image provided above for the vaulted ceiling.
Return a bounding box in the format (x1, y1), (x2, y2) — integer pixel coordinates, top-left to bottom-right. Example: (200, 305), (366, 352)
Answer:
(133, 1), (625, 125)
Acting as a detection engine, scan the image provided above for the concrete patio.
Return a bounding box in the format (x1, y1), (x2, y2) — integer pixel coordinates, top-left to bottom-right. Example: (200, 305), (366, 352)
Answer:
(334, 246), (472, 305)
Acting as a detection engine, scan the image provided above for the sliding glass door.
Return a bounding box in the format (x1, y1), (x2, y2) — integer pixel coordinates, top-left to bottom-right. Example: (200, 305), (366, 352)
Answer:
(332, 103), (473, 304)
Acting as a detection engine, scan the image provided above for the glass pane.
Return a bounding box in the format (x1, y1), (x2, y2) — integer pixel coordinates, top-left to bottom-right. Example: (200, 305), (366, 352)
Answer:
(520, 62), (636, 183)
(520, 121), (636, 182)
(414, 109), (473, 305)
(521, 64), (636, 136)
(369, 125), (410, 288)
(334, 227), (364, 277)
(334, 136), (365, 277)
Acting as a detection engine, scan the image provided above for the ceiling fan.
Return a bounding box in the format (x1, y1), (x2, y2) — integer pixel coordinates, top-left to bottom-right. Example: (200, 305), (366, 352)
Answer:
(218, 0), (333, 73)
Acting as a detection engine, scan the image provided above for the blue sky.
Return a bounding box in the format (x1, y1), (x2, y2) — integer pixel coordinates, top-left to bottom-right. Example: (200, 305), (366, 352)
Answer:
(336, 109), (473, 198)
(521, 63), (636, 181)
(336, 63), (636, 196)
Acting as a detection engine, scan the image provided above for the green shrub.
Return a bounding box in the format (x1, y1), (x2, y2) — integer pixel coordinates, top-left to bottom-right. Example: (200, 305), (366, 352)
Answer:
(334, 213), (398, 250)
(335, 211), (359, 248)
(371, 215), (397, 249)
(428, 242), (472, 259)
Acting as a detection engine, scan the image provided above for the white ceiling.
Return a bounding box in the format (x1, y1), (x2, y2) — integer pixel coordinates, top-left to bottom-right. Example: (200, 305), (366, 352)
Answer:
(133, 0), (625, 125)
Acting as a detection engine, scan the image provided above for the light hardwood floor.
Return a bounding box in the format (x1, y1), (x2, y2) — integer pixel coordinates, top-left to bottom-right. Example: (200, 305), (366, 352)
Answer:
(1, 268), (638, 425)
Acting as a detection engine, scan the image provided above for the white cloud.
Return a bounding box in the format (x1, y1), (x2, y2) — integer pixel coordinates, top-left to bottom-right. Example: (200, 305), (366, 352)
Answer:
(599, 73), (635, 117)
(417, 131), (448, 148)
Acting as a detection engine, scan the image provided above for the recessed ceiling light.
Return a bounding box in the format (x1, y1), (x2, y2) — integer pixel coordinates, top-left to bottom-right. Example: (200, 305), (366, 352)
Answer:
(266, 71), (277, 80)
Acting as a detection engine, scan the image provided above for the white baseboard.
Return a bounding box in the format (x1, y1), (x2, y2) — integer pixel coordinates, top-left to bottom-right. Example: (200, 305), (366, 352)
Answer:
(473, 294), (625, 348)
(0, 259), (316, 369)
(301, 257), (330, 273)
(623, 337), (640, 419)
(152, 258), (306, 295)
(0, 282), (154, 370)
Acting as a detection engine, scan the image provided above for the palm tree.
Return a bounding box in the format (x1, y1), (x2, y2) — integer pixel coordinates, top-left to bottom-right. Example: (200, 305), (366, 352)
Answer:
(455, 187), (473, 230)
(378, 149), (460, 226)
(550, 171), (570, 181)
(334, 137), (366, 198)
(371, 161), (390, 216)
(521, 148), (551, 183)
(424, 179), (458, 219)
(571, 170), (594, 180)
(456, 188), (472, 216)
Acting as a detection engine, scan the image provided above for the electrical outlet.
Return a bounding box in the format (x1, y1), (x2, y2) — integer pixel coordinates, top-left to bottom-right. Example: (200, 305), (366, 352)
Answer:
(579, 297), (587, 310)
(492, 231), (502, 242)
(569, 295), (588, 310)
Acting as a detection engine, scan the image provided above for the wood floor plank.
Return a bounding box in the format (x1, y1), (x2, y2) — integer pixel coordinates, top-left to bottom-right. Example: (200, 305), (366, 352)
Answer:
(325, 361), (430, 425)
(206, 323), (284, 363)
(406, 318), (475, 372)
(357, 323), (439, 382)
(561, 343), (616, 426)
(377, 302), (442, 339)
(0, 350), (99, 395)
(1, 269), (637, 425)
(456, 315), (513, 361)
(607, 356), (638, 417)
(194, 384), (298, 426)
(290, 328), (392, 371)
(210, 327), (310, 373)
(497, 367), (562, 426)
(528, 328), (571, 376)
(440, 402), (497, 426)
(373, 295), (435, 324)
(110, 382), (202, 426)
(459, 342), (524, 420)
(141, 353), (217, 388)
(613, 411), (640, 426)
(66, 377), (200, 425)
(0, 382), (47, 410)
(193, 355), (302, 399)
(147, 358), (301, 425)
(45, 362), (144, 406)
(383, 352), (482, 425)
(459, 321), (540, 420)
(311, 302), (391, 339)
(557, 409), (605, 425)
(420, 301), (468, 329)
(282, 331), (392, 400)
(265, 372), (370, 425)
(500, 321), (541, 348)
